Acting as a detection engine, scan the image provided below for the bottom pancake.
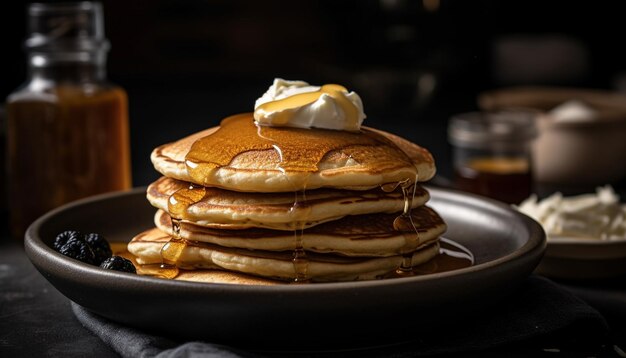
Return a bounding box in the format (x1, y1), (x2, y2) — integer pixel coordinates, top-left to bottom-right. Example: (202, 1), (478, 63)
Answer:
(129, 228), (441, 282)
(176, 269), (281, 285)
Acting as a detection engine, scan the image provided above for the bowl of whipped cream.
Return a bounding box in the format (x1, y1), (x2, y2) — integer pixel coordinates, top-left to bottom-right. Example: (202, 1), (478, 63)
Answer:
(517, 186), (626, 279)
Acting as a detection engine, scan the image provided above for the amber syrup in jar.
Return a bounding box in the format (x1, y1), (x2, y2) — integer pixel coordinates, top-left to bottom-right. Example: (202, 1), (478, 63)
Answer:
(448, 111), (537, 205)
(6, 3), (131, 238)
(454, 157), (532, 205)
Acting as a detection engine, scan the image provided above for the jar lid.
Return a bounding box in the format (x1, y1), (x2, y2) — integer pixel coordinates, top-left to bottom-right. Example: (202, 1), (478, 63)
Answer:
(448, 111), (537, 149)
(25, 2), (109, 53)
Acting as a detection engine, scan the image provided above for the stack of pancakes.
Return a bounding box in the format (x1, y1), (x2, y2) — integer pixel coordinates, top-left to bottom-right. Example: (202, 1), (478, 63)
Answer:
(129, 113), (446, 282)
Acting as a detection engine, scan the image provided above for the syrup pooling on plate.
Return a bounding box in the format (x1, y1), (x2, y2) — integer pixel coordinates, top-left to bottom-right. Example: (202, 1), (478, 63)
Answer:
(383, 238), (473, 278)
(119, 233), (180, 279)
(412, 238), (474, 275)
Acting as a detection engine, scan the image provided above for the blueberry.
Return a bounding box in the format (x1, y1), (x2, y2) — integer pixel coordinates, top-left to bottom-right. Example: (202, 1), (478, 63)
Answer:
(84, 233), (112, 265)
(58, 236), (96, 265)
(100, 256), (136, 274)
(53, 230), (83, 251)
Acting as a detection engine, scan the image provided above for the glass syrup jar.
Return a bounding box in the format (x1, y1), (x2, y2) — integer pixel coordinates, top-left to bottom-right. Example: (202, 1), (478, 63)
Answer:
(6, 2), (131, 238)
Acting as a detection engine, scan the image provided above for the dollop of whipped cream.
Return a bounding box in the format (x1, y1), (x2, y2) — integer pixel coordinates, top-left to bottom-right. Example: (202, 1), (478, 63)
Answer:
(254, 78), (366, 131)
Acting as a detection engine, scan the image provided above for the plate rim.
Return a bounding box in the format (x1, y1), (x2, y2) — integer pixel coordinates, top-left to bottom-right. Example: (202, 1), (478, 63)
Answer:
(547, 237), (626, 246)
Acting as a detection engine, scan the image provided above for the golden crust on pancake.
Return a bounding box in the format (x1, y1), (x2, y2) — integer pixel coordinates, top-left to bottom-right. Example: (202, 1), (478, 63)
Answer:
(113, 241), (280, 285)
(147, 176), (430, 230)
(150, 206), (445, 257)
(151, 114), (436, 192)
(128, 228), (441, 282)
(175, 269), (281, 285)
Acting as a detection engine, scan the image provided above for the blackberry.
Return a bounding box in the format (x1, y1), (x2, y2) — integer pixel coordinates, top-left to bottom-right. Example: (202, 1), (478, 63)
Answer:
(58, 237), (96, 265)
(84, 233), (112, 265)
(100, 256), (136, 274)
(53, 230), (83, 251)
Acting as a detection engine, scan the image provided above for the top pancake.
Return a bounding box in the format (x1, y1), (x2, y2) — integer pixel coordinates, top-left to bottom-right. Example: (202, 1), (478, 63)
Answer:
(151, 113), (436, 192)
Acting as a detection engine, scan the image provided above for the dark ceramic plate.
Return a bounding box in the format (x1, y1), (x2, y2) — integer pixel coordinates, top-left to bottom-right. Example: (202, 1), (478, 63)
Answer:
(25, 187), (545, 350)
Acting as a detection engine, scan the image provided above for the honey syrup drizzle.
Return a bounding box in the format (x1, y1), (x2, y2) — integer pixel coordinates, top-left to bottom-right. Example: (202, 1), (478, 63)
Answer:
(255, 122), (311, 282)
(397, 178), (420, 273)
(381, 175), (421, 274)
(411, 238), (474, 275)
(156, 114), (432, 282)
(256, 84), (359, 127)
(291, 189), (310, 282)
(149, 183), (208, 279)
(183, 114), (412, 184)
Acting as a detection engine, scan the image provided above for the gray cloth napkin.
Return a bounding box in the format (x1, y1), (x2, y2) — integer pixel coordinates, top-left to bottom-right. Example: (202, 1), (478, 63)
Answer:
(72, 275), (610, 358)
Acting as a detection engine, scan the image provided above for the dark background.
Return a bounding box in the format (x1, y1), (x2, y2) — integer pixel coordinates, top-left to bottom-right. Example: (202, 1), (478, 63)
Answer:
(3, 0), (626, 187)
(2, 5), (626, 356)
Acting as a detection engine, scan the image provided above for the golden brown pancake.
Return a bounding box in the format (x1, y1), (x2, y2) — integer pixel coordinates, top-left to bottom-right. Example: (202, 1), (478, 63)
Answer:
(150, 206), (445, 257)
(128, 228), (441, 282)
(151, 113), (436, 192)
(147, 176), (430, 230)
(175, 269), (281, 285)
(134, 109), (445, 283)
(113, 241), (280, 285)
